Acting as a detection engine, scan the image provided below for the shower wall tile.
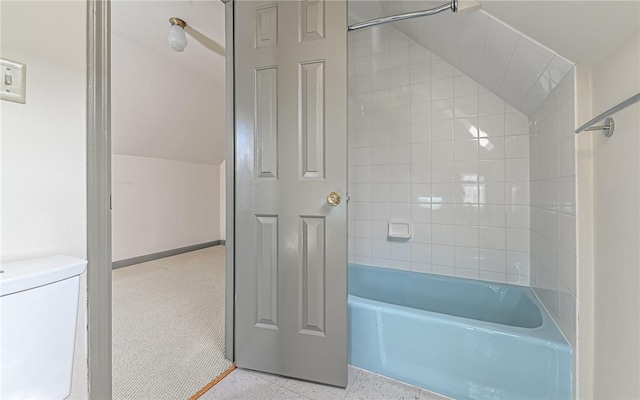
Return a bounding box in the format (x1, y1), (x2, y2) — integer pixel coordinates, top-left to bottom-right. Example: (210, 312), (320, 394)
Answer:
(529, 68), (577, 347)
(374, 3), (575, 117)
(348, 25), (530, 286)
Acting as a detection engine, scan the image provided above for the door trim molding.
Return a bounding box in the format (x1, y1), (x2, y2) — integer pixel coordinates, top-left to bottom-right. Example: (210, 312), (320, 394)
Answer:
(88, 1), (235, 394)
(224, 0), (236, 361)
(87, 0), (112, 398)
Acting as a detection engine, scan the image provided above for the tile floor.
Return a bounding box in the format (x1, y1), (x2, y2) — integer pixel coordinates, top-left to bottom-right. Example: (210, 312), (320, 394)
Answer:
(200, 365), (450, 400)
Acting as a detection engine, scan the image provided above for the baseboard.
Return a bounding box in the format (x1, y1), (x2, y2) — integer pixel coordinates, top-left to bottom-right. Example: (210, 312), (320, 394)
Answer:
(220, 240), (226, 245)
(112, 240), (223, 269)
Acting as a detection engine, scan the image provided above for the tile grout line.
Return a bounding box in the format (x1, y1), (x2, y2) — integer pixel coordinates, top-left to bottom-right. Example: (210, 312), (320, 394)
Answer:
(266, 382), (313, 400)
(343, 367), (363, 399)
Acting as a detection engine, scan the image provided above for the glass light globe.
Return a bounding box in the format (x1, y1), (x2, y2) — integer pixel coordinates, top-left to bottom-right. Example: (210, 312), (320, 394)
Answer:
(168, 24), (187, 52)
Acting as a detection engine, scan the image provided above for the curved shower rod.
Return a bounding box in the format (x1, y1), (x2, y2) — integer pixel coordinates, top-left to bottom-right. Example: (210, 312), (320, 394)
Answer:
(348, 0), (460, 31)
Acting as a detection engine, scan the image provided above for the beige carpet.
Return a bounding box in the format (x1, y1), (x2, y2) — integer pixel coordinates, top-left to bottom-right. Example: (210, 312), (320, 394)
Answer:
(112, 246), (232, 400)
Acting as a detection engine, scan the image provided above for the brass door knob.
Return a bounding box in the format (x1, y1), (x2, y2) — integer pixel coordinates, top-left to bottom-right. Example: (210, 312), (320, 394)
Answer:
(327, 192), (341, 206)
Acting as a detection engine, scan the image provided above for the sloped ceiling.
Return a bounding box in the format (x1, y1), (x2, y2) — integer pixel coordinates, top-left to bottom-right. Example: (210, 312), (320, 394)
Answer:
(111, 0), (639, 163)
(350, 0), (640, 69)
(480, 0), (640, 69)
(111, 0), (226, 165)
(349, 0), (640, 115)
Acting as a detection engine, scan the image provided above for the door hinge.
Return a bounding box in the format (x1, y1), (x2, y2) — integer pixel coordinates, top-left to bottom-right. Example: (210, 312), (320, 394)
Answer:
(109, 194), (112, 210)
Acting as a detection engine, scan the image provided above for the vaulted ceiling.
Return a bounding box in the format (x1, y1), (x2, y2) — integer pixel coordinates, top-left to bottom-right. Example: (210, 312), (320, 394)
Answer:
(480, 0), (640, 69)
(111, 0), (639, 164)
(111, 0), (226, 165)
(350, 0), (640, 70)
(349, 0), (639, 115)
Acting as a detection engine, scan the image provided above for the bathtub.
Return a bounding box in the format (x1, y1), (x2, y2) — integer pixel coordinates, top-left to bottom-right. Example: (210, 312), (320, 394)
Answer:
(348, 264), (571, 400)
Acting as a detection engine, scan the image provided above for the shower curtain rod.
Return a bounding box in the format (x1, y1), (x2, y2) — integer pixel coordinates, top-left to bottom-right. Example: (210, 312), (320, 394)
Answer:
(575, 92), (640, 138)
(348, 0), (457, 31)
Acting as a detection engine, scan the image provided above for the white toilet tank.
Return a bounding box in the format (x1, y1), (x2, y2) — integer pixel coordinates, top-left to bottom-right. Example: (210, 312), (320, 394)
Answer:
(1, 256), (87, 400)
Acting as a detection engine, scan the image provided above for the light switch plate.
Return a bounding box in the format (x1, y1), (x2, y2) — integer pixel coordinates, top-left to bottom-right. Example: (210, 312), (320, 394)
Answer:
(1, 59), (26, 104)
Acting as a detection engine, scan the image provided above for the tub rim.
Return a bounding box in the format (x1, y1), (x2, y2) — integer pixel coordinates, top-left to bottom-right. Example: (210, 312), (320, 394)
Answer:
(347, 264), (571, 351)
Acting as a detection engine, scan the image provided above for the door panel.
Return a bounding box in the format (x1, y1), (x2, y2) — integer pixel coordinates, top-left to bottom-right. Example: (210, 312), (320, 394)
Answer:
(255, 215), (279, 329)
(299, 215), (326, 335)
(255, 67), (279, 178)
(235, 0), (348, 387)
(299, 61), (325, 179)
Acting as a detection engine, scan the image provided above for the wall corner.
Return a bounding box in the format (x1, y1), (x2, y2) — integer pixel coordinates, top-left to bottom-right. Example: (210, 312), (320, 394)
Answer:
(574, 64), (595, 400)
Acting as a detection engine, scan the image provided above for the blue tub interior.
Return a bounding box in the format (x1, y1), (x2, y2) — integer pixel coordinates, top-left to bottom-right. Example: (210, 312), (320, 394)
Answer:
(347, 263), (572, 400)
(349, 263), (543, 329)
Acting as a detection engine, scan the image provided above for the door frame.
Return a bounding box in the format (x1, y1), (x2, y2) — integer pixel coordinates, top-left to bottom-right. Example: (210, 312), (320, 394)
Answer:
(222, 0), (235, 361)
(86, 0), (236, 397)
(87, 0), (112, 398)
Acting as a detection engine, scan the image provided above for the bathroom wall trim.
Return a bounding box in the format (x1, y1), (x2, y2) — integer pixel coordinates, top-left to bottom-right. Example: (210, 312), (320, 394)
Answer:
(223, 0), (235, 362)
(87, 0), (112, 398)
(112, 241), (223, 269)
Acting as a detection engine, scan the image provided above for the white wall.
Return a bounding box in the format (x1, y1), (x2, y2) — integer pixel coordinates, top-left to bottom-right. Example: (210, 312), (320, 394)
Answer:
(591, 29), (640, 399)
(575, 65), (594, 400)
(220, 160), (226, 241)
(112, 155), (220, 262)
(347, 25), (532, 285)
(0, 1), (87, 398)
(111, 5), (225, 261)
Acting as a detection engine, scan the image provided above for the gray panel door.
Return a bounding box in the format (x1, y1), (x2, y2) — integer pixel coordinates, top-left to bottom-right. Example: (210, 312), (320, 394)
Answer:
(234, 0), (348, 387)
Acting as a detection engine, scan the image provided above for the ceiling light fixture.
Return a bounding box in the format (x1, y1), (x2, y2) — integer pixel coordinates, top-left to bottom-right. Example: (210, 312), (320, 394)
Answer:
(168, 17), (188, 52)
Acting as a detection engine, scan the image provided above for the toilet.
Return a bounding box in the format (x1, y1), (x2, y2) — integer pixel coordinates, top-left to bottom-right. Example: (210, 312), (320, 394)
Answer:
(1, 255), (87, 400)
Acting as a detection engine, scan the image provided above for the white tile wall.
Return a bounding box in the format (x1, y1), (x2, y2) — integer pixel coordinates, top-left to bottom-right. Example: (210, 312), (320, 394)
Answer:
(348, 25), (531, 285)
(370, 2), (574, 117)
(529, 69), (577, 346)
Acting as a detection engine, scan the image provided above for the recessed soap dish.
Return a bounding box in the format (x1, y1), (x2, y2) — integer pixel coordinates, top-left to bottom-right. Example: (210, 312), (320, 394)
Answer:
(388, 222), (411, 239)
